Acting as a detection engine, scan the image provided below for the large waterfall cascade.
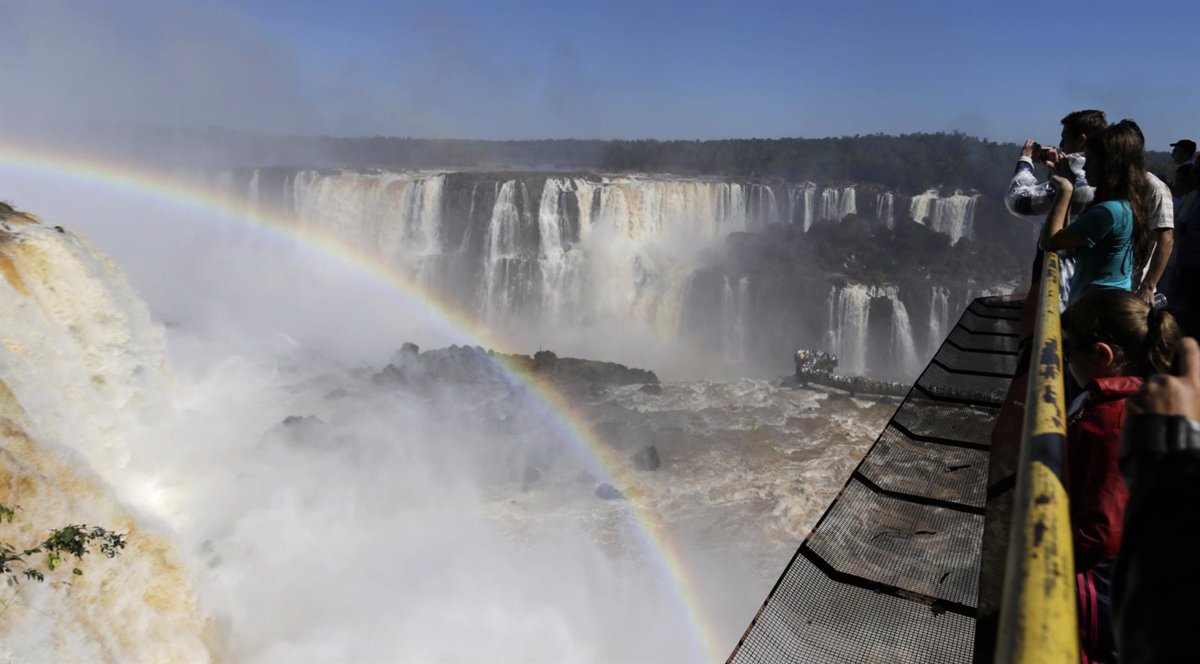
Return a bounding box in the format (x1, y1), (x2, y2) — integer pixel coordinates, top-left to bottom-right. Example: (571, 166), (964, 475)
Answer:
(823, 283), (921, 379)
(213, 169), (988, 379)
(824, 284), (873, 376)
(0, 216), (212, 662)
(875, 192), (895, 229)
(909, 189), (980, 245)
(928, 285), (952, 358)
(720, 275), (752, 362)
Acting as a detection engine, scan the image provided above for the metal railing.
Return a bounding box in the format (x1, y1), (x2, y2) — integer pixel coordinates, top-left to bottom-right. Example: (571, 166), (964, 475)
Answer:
(993, 252), (1078, 663)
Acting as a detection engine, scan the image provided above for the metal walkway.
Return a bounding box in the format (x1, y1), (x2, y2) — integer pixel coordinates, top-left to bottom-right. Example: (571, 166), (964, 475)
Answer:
(729, 295), (1023, 663)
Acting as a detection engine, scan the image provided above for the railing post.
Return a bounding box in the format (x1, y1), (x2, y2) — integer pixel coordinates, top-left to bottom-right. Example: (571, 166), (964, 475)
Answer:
(994, 252), (1078, 663)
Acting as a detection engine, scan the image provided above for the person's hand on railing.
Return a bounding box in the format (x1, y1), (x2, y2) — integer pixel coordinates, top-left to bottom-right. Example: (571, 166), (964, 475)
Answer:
(1128, 338), (1200, 420)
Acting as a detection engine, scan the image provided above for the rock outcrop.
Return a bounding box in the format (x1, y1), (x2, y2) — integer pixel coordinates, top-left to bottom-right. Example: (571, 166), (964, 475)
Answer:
(374, 344), (659, 390)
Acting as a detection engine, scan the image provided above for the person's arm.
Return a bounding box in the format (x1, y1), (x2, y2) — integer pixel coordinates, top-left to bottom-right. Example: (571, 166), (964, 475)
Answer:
(1136, 175), (1177, 301)
(1136, 228), (1174, 303)
(1039, 175), (1088, 251)
(1006, 140), (1056, 217)
(1116, 339), (1200, 663)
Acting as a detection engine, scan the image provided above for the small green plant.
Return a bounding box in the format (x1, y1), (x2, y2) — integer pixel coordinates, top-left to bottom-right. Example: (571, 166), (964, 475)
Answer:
(0, 504), (126, 586)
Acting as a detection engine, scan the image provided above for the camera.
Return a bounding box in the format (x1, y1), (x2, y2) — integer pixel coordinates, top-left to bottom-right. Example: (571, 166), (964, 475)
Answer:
(1032, 142), (1058, 163)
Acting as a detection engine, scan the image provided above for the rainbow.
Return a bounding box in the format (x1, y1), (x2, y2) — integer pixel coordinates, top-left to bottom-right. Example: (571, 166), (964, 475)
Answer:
(0, 142), (728, 661)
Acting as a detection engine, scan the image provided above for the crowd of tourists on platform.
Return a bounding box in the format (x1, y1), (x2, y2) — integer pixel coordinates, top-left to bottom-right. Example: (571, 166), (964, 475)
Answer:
(1005, 110), (1200, 663)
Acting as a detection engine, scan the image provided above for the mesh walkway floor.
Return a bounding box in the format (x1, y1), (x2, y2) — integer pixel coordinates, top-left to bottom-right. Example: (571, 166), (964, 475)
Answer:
(729, 296), (1021, 663)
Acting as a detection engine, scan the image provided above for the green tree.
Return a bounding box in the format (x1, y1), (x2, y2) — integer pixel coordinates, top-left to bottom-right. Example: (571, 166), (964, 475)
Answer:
(0, 504), (125, 587)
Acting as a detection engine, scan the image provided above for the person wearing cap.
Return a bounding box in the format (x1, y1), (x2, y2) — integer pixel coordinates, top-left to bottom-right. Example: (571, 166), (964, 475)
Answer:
(1171, 139), (1196, 199)
(1169, 160), (1200, 337)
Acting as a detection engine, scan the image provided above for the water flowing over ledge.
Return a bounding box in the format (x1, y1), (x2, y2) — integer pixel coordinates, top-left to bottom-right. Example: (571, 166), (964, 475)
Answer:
(205, 168), (993, 380)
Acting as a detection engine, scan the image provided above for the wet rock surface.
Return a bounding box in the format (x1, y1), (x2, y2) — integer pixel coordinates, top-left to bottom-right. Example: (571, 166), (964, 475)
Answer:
(374, 344), (659, 391)
(631, 445), (661, 471)
(594, 483), (624, 500)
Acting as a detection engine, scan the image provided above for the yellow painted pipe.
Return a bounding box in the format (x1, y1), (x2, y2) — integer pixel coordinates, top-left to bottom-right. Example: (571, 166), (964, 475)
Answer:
(994, 252), (1079, 664)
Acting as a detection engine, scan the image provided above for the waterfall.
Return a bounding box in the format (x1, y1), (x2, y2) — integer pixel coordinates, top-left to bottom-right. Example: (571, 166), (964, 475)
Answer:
(481, 180), (537, 323)
(928, 286), (951, 357)
(909, 189), (937, 226)
(929, 192), (977, 244)
(291, 169), (320, 215)
(281, 172), (761, 341)
(0, 216), (212, 661)
(248, 168), (260, 210)
(889, 293), (920, 379)
(292, 171), (448, 289)
(749, 184), (780, 228)
(908, 189), (978, 244)
(282, 172), (292, 213)
(876, 192), (894, 229)
(720, 276), (751, 362)
(840, 186), (856, 219)
(549, 176), (757, 336)
(820, 188), (841, 221)
(825, 284), (871, 375)
(824, 283), (921, 379)
(538, 177), (579, 319)
(580, 177), (752, 240)
(817, 186), (855, 222)
(789, 183), (816, 230)
(221, 168), (990, 377)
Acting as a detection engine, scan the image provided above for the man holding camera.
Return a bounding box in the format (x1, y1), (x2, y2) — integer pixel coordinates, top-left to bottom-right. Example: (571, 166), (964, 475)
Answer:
(1006, 110), (1105, 309)
(1006, 110), (1174, 306)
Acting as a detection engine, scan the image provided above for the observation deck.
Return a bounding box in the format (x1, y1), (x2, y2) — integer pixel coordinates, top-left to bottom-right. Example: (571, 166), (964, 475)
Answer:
(730, 253), (1073, 663)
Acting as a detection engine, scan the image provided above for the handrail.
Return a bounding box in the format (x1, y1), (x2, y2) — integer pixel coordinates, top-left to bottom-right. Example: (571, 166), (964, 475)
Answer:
(993, 252), (1078, 663)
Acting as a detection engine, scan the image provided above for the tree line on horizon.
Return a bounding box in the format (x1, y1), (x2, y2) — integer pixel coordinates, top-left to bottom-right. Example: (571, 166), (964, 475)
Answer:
(317, 132), (1018, 193)
(132, 126), (1173, 196)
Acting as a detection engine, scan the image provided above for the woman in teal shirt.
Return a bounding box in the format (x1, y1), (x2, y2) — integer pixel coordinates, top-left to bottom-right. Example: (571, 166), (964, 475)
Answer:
(1041, 120), (1153, 305)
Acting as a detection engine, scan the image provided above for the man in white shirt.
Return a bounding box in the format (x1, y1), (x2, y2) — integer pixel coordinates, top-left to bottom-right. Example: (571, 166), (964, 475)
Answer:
(1138, 170), (1175, 304)
(1006, 110), (1108, 308)
(1131, 124), (1175, 305)
(1006, 111), (1173, 306)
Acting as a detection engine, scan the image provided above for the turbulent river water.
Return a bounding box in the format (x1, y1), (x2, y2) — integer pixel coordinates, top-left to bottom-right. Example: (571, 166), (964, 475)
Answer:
(0, 174), (900, 661)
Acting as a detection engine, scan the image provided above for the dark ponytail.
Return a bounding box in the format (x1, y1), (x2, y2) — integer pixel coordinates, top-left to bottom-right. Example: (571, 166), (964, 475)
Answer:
(1062, 288), (1181, 377)
(1142, 304), (1180, 374)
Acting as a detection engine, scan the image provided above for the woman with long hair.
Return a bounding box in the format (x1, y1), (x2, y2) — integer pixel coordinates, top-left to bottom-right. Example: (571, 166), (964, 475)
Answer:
(1041, 120), (1153, 305)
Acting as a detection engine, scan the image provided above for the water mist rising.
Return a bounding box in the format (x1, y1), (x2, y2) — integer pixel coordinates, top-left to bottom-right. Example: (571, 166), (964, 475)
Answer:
(0, 161), (921, 661)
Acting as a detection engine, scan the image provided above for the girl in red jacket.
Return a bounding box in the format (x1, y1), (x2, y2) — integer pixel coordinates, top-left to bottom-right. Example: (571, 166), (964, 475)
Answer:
(1060, 288), (1180, 663)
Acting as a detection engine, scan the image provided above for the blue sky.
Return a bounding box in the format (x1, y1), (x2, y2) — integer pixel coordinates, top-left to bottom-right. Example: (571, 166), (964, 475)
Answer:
(2, 0), (1195, 149)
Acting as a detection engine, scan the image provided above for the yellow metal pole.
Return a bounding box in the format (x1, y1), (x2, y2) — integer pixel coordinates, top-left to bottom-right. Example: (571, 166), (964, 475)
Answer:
(994, 252), (1079, 664)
